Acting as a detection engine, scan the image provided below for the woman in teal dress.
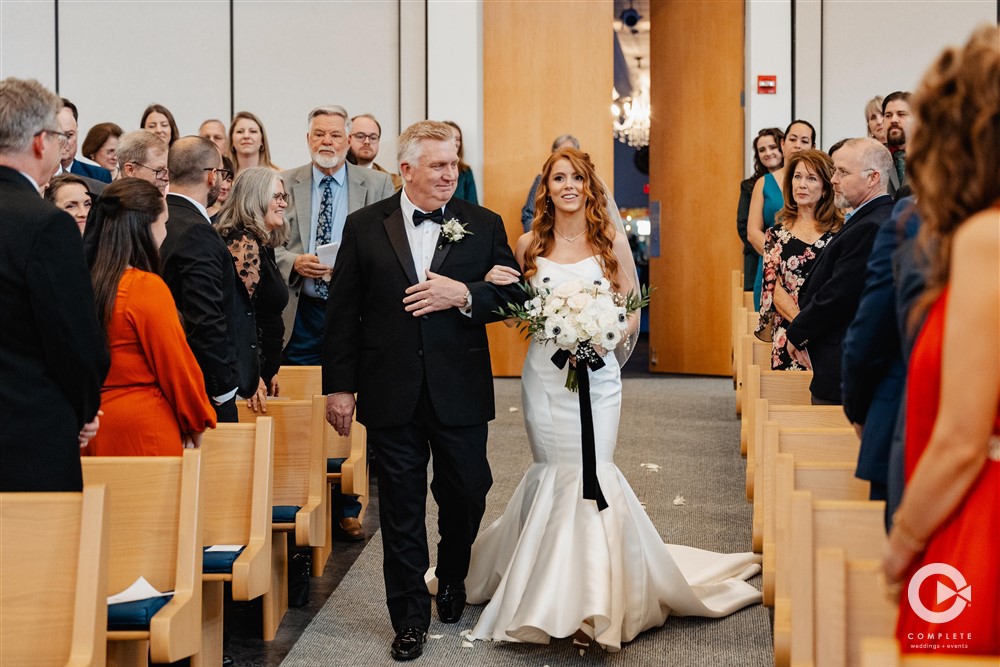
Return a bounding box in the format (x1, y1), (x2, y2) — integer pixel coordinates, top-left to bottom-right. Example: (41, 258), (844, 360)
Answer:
(445, 120), (478, 204)
(747, 119), (816, 309)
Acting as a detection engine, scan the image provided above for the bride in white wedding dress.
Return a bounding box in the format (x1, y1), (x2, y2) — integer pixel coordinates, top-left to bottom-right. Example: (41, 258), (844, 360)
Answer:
(455, 147), (762, 652)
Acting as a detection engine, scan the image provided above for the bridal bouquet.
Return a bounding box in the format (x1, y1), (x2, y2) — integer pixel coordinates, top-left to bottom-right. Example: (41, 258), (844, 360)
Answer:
(501, 278), (651, 391)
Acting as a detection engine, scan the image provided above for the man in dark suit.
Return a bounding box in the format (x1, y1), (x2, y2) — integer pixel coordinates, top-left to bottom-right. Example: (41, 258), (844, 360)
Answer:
(842, 191), (915, 504)
(57, 99), (112, 183)
(159, 136), (257, 423)
(0, 77), (109, 491)
(323, 121), (522, 661)
(276, 105), (395, 541)
(785, 137), (894, 405)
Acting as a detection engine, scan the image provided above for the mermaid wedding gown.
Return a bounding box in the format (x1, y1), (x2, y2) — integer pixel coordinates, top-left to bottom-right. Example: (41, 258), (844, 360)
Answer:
(462, 257), (762, 651)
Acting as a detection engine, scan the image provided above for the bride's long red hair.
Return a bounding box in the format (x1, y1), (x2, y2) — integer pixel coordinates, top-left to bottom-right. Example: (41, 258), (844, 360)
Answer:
(523, 148), (622, 290)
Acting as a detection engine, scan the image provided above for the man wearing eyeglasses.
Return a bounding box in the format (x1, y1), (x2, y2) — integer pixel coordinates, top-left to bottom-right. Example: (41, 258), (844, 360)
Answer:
(0, 77), (110, 492)
(785, 137), (894, 407)
(159, 136), (258, 423)
(348, 114), (402, 191)
(117, 130), (170, 195)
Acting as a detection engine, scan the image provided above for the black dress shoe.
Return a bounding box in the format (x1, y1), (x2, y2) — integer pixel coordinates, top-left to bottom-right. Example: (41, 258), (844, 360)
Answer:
(391, 627), (427, 661)
(222, 656), (235, 667)
(436, 581), (467, 624)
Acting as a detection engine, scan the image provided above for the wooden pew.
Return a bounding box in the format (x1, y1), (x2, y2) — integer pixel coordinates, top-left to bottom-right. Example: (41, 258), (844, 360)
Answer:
(815, 550), (896, 667)
(737, 333), (771, 453)
(743, 364), (814, 503)
(772, 452), (873, 663)
(781, 491), (886, 667)
(1, 486), (109, 667)
(81, 451), (203, 666)
(193, 420), (274, 667)
(731, 269), (743, 385)
(761, 424), (860, 603)
(862, 638), (1000, 666)
(237, 398), (326, 640)
(275, 365), (322, 400)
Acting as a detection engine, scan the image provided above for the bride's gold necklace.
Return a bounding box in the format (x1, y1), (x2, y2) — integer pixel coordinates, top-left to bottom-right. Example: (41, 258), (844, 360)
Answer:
(555, 227), (586, 242)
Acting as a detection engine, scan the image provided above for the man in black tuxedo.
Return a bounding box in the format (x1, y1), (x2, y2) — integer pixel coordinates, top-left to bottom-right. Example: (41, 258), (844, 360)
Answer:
(785, 137), (895, 405)
(0, 78), (109, 491)
(323, 121), (521, 661)
(159, 136), (258, 423)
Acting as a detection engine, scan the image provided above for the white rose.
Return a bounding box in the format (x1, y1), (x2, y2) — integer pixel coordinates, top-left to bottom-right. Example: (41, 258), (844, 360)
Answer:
(566, 292), (593, 312)
(552, 279), (585, 298)
(576, 312), (602, 337)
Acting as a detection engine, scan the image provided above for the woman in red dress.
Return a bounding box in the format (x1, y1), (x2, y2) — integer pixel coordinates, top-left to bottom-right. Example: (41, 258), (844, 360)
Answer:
(883, 25), (999, 657)
(84, 178), (216, 456)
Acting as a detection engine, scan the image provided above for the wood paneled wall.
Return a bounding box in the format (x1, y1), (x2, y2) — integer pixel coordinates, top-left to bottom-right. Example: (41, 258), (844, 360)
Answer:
(483, 0), (614, 377)
(647, 0), (744, 375)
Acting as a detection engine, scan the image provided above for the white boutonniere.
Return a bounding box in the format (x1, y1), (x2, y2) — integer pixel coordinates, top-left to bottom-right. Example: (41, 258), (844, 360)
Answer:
(439, 218), (472, 247)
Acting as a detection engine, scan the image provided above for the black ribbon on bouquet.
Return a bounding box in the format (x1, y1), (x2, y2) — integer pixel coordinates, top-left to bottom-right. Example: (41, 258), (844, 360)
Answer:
(551, 348), (609, 511)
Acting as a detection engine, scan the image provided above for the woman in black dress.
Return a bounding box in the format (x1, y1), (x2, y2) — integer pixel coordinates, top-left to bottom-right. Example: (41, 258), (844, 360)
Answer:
(214, 166), (289, 411)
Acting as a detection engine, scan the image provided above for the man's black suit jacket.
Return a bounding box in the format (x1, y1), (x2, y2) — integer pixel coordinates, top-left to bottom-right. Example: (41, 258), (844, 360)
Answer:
(785, 194), (894, 402)
(159, 194), (259, 398)
(0, 166), (109, 491)
(323, 193), (523, 429)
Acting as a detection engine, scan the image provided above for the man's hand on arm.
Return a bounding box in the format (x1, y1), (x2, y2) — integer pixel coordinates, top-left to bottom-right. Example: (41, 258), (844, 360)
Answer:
(326, 392), (356, 437)
(786, 339), (812, 369)
(293, 253), (333, 281)
(403, 271), (468, 316)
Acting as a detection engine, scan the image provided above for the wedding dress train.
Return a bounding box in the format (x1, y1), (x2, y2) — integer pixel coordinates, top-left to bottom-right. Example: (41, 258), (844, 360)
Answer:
(458, 256), (762, 651)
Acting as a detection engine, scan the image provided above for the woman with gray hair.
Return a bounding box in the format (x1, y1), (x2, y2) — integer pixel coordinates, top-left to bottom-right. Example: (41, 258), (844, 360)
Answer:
(215, 166), (289, 408)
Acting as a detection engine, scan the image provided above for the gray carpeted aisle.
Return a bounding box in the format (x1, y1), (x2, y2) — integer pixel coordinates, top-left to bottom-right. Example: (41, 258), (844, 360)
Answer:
(280, 377), (772, 667)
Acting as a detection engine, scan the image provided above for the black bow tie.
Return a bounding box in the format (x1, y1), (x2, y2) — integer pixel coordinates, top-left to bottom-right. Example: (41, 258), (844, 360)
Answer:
(412, 209), (445, 226)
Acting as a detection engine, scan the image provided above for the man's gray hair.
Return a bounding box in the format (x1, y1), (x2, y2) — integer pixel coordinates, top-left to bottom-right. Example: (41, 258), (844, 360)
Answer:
(0, 78), (61, 153)
(551, 134), (580, 151)
(397, 120), (454, 168)
(117, 130), (168, 170)
(168, 136), (220, 187)
(307, 105), (351, 135)
(846, 137), (892, 190)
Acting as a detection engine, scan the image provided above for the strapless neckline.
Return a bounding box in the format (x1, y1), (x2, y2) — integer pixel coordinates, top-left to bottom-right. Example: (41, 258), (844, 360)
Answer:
(537, 255), (598, 267)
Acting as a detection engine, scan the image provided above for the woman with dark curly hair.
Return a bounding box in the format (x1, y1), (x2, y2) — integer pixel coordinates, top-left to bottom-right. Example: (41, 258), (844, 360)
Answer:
(755, 149), (843, 370)
(883, 25), (999, 657)
(737, 127), (784, 290)
(471, 148), (761, 650)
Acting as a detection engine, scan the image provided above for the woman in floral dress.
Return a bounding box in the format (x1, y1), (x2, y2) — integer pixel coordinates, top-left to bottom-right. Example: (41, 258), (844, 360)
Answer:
(755, 149), (843, 370)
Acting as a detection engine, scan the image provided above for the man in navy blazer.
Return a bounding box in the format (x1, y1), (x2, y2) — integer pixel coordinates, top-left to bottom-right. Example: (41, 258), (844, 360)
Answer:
(785, 138), (895, 404)
(842, 194), (918, 503)
(57, 99), (112, 184)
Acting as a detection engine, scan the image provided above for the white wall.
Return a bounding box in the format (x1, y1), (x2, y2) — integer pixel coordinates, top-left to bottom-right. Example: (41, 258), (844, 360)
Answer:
(820, 0), (997, 150)
(745, 0), (793, 176)
(745, 0), (996, 170)
(0, 0), (56, 91)
(428, 0), (483, 201)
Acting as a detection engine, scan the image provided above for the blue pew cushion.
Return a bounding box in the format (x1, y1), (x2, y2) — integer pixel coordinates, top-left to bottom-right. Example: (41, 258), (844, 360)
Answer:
(108, 594), (173, 630)
(272, 505), (301, 524)
(203, 545), (247, 573)
(327, 457), (347, 474)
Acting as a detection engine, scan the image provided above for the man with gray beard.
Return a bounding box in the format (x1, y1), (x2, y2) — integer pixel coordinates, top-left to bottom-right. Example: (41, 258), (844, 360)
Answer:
(276, 105), (394, 541)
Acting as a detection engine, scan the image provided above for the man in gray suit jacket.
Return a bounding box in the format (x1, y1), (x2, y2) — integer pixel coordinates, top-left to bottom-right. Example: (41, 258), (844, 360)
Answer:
(275, 105), (394, 540)
(277, 105), (395, 363)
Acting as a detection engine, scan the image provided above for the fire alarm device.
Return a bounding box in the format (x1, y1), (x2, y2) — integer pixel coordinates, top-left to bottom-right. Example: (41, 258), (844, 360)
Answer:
(757, 75), (777, 94)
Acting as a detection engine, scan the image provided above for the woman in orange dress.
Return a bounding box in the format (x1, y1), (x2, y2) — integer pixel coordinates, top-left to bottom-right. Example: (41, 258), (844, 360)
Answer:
(883, 25), (999, 657)
(84, 178), (215, 456)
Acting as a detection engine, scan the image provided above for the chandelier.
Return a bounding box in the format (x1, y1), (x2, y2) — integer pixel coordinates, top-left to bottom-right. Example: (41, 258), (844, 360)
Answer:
(611, 58), (650, 148)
